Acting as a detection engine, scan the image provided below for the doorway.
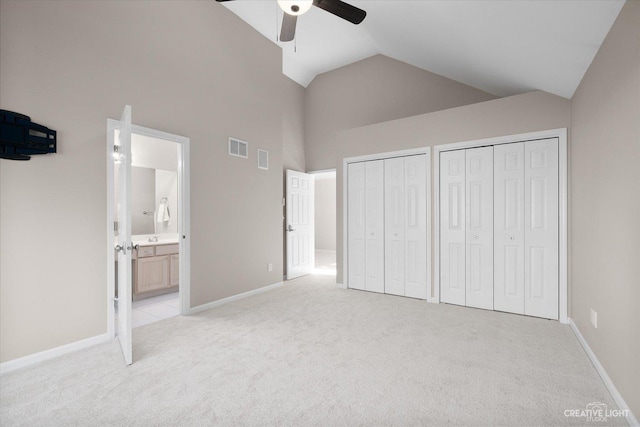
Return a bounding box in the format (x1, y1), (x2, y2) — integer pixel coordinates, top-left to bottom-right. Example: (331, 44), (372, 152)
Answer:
(310, 169), (337, 276)
(106, 120), (191, 342)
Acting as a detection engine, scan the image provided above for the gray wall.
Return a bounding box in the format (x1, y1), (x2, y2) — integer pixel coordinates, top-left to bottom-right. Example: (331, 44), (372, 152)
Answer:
(0, 0), (294, 362)
(304, 54), (497, 171)
(314, 175), (336, 251)
(335, 91), (571, 289)
(570, 0), (640, 416)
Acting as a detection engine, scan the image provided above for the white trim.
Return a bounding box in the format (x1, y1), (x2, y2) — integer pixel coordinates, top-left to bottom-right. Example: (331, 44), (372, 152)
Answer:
(106, 121), (191, 340)
(187, 281), (284, 315)
(569, 319), (639, 426)
(0, 333), (110, 375)
(433, 128), (569, 323)
(342, 147), (432, 300)
(307, 168), (336, 174)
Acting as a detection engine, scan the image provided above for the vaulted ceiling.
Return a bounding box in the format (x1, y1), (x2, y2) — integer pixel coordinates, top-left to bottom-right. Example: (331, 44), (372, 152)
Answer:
(218, 0), (624, 98)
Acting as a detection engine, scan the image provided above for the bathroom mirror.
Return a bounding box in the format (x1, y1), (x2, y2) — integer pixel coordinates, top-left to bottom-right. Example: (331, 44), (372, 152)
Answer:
(131, 166), (178, 235)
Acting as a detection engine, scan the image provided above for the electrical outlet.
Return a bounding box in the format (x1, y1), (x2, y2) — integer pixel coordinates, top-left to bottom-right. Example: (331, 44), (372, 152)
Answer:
(590, 308), (598, 329)
(268, 263), (273, 272)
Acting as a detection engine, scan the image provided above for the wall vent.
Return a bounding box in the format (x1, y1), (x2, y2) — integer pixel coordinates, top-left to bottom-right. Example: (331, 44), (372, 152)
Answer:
(229, 137), (248, 159)
(258, 149), (269, 170)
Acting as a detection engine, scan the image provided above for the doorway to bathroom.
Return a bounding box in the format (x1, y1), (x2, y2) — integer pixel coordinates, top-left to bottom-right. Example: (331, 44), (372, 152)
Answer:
(106, 113), (190, 364)
(310, 169), (337, 276)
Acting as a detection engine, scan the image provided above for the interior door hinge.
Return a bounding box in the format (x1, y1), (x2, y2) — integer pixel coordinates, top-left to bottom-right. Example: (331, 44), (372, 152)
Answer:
(114, 221), (119, 233)
(282, 198), (286, 206)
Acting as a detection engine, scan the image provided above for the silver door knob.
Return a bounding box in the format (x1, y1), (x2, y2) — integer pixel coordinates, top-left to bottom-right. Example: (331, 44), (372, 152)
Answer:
(475, 236), (479, 240)
(115, 244), (126, 254)
(510, 237), (515, 240)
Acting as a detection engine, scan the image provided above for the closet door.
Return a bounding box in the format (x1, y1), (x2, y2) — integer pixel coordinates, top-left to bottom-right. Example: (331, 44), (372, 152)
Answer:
(384, 157), (405, 296)
(465, 147), (494, 310)
(494, 143), (525, 314)
(347, 162), (366, 291)
(440, 150), (466, 306)
(524, 138), (558, 319)
(404, 155), (428, 299)
(365, 160), (385, 293)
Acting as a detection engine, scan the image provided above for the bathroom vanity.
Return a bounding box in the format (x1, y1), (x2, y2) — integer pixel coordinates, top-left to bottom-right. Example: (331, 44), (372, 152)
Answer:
(133, 242), (179, 299)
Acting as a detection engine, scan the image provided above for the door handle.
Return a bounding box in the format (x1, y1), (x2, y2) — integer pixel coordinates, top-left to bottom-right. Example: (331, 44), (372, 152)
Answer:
(115, 244), (127, 255)
(287, 225), (295, 232)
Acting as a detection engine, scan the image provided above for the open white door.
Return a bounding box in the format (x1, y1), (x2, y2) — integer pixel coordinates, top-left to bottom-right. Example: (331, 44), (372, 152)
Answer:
(115, 105), (133, 365)
(286, 169), (315, 279)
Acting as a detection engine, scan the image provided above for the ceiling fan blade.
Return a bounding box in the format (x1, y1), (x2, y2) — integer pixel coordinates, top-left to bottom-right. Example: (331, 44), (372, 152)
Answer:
(280, 13), (297, 42)
(314, 0), (366, 25)
(215, 0), (234, 2)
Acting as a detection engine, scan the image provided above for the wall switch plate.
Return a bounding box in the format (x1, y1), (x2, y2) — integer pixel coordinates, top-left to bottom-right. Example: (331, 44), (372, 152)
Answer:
(590, 308), (598, 329)
(268, 263), (273, 272)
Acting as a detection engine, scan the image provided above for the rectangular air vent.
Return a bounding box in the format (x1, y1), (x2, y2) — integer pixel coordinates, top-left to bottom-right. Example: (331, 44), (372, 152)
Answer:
(229, 137), (248, 158)
(258, 149), (269, 170)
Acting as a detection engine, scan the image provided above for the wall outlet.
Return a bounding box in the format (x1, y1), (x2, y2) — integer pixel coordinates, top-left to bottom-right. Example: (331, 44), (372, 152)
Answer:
(590, 308), (598, 329)
(268, 263), (273, 272)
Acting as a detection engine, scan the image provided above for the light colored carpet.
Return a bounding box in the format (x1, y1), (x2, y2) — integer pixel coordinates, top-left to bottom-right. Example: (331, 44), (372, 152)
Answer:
(0, 274), (623, 426)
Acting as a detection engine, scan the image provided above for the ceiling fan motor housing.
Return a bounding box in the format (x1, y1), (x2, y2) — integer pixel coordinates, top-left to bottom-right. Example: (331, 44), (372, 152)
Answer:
(278, 0), (313, 16)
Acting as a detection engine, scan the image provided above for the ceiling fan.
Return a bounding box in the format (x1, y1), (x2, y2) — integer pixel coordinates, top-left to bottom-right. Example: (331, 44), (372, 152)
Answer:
(216, 0), (367, 42)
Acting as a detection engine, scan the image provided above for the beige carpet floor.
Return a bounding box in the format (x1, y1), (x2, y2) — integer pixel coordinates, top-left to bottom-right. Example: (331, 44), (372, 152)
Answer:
(0, 274), (623, 426)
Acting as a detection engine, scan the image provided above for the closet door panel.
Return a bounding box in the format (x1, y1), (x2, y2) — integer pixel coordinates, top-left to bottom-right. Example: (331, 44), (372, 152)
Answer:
(365, 160), (385, 293)
(404, 155), (428, 299)
(384, 157), (405, 296)
(524, 138), (559, 319)
(465, 147), (494, 310)
(440, 150), (466, 306)
(494, 143), (525, 314)
(347, 162), (366, 290)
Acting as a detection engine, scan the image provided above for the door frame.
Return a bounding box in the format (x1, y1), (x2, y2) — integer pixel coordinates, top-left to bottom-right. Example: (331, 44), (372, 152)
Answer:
(342, 147), (432, 300)
(433, 128), (568, 323)
(106, 120), (191, 339)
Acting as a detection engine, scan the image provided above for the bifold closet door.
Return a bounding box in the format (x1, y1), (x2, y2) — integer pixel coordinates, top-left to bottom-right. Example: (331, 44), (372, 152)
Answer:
(365, 160), (385, 293)
(524, 138), (558, 320)
(440, 150), (466, 306)
(465, 147), (494, 309)
(348, 162), (366, 291)
(384, 157), (405, 296)
(494, 142), (525, 314)
(384, 155), (427, 299)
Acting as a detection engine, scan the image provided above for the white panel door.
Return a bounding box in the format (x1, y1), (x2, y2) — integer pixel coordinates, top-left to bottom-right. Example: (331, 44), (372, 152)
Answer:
(404, 155), (428, 299)
(365, 160), (385, 293)
(286, 169), (315, 280)
(465, 147), (494, 310)
(115, 105), (133, 365)
(440, 150), (466, 306)
(347, 162), (366, 290)
(494, 142), (525, 314)
(524, 138), (559, 319)
(384, 157), (405, 296)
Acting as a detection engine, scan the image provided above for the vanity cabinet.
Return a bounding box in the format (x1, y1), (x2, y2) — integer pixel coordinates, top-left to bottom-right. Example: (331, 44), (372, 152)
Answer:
(133, 243), (179, 297)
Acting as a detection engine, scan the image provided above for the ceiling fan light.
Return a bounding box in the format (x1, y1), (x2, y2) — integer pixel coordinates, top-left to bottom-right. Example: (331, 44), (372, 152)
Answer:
(277, 0), (313, 16)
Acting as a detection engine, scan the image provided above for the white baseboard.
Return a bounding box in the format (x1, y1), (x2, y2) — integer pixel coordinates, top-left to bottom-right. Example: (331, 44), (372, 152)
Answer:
(0, 332), (111, 375)
(569, 318), (638, 426)
(188, 281), (284, 315)
(335, 282), (347, 289)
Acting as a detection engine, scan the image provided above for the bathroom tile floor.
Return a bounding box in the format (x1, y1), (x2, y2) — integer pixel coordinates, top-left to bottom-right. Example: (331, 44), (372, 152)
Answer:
(132, 292), (179, 328)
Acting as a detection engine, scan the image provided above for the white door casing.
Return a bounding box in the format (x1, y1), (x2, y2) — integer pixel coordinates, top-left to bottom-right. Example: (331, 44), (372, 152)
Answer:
(404, 155), (428, 299)
(384, 157), (405, 296)
(365, 160), (385, 293)
(524, 138), (559, 320)
(494, 142), (525, 315)
(115, 105), (133, 365)
(347, 162), (366, 290)
(286, 169), (315, 280)
(465, 147), (494, 310)
(439, 150), (466, 306)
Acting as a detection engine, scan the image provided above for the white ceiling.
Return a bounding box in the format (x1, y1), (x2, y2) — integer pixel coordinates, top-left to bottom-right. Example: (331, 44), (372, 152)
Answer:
(219, 0), (624, 98)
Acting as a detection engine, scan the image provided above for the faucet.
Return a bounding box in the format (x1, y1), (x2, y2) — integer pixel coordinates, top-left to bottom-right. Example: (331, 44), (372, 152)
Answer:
(148, 236), (158, 243)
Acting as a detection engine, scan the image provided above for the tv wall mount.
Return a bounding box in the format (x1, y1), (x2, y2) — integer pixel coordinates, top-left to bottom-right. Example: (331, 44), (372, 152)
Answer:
(0, 109), (57, 161)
